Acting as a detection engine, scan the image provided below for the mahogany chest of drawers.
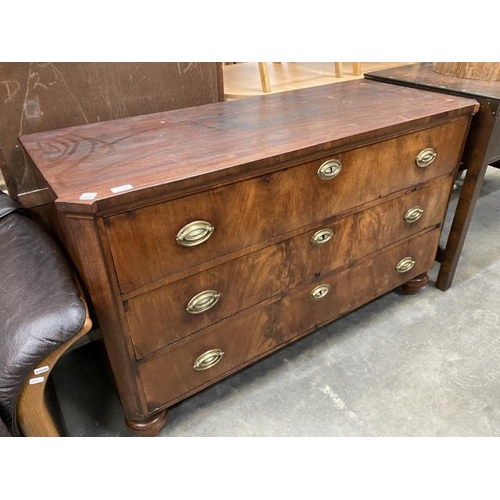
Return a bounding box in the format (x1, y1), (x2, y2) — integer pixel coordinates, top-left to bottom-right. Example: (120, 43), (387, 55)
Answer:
(20, 80), (478, 436)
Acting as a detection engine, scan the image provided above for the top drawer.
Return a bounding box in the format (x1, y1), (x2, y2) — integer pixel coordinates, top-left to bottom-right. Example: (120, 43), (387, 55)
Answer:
(105, 118), (467, 293)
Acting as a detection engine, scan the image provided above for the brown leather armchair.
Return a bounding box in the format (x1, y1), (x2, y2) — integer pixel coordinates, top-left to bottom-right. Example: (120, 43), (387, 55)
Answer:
(0, 192), (92, 436)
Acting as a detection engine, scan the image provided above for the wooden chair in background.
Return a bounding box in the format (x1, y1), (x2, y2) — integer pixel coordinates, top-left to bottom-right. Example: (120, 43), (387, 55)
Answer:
(258, 62), (362, 93)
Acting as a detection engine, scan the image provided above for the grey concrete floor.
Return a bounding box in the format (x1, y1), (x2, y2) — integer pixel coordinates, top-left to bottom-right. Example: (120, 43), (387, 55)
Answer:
(52, 167), (500, 437)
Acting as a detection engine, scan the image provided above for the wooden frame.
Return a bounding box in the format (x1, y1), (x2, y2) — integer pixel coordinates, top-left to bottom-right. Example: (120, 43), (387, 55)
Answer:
(16, 299), (92, 437)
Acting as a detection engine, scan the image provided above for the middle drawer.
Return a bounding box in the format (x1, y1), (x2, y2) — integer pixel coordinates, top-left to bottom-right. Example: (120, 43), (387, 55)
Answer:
(126, 178), (451, 359)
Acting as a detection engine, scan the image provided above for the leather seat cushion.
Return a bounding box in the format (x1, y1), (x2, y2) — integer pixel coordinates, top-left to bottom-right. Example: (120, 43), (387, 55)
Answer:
(0, 193), (86, 434)
(0, 193), (19, 219)
(0, 416), (11, 437)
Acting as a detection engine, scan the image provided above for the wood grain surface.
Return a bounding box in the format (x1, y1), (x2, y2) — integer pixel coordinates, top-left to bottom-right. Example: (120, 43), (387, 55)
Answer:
(139, 228), (441, 411)
(19, 79), (478, 214)
(432, 62), (500, 81)
(105, 118), (467, 293)
(126, 178), (453, 359)
(365, 63), (500, 101)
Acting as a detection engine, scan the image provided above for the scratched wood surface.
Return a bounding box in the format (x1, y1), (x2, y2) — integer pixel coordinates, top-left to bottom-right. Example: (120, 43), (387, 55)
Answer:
(0, 62), (223, 198)
(20, 80), (478, 215)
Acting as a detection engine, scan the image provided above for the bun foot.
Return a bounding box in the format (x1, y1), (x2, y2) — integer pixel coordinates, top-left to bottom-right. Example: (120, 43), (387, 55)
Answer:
(401, 272), (429, 295)
(125, 410), (168, 437)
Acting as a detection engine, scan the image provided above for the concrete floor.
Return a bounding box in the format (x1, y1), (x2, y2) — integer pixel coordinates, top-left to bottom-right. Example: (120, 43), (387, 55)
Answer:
(52, 167), (500, 437)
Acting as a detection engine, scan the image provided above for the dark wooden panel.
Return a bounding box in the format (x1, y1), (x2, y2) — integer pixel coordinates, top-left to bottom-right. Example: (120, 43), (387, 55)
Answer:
(19, 79), (478, 214)
(0, 62), (223, 198)
(488, 116), (500, 162)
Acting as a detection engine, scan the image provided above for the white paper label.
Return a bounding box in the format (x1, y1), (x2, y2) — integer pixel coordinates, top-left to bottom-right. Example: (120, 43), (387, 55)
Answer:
(34, 365), (49, 375)
(29, 376), (45, 385)
(110, 184), (133, 194)
(79, 192), (98, 200)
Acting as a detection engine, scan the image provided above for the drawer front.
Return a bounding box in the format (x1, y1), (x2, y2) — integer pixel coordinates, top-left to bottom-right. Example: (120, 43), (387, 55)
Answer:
(106, 118), (467, 293)
(286, 175), (450, 281)
(278, 229), (441, 337)
(127, 178), (451, 358)
(126, 243), (289, 358)
(138, 228), (440, 410)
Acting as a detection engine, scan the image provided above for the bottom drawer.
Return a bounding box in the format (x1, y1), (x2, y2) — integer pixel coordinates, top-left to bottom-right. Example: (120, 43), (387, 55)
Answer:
(138, 228), (440, 412)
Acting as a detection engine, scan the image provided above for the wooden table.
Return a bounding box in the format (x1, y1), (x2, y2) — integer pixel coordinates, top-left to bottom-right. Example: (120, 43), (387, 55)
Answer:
(365, 62), (500, 290)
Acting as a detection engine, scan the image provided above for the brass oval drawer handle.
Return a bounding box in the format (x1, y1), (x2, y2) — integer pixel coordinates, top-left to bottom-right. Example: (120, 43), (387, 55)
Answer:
(415, 148), (437, 168)
(404, 206), (424, 223)
(311, 228), (334, 246)
(310, 284), (331, 301)
(186, 290), (221, 314)
(176, 220), (214, 247)
(396, 257), (416, 273)
(193, 349), (225, 371)
(317, 159), (342, 180)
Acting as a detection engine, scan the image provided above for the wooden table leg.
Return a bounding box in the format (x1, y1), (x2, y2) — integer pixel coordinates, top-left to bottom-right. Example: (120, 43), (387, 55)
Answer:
(436, 104), (497, 291)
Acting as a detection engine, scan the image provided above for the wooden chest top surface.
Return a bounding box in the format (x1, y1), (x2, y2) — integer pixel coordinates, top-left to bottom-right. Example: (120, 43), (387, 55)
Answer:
(19, 79), (478, 214)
